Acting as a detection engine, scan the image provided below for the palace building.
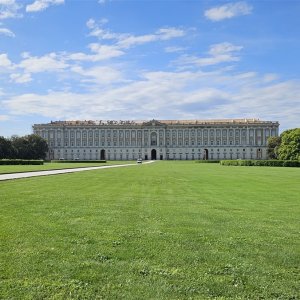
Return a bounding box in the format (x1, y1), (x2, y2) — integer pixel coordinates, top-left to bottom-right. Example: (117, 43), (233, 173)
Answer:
(33, 119), (279, 161)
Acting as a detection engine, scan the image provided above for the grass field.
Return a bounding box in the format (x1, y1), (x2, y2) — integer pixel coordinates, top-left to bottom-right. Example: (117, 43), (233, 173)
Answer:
(0, 161), (131, 174)
(0, 162), (299, 299)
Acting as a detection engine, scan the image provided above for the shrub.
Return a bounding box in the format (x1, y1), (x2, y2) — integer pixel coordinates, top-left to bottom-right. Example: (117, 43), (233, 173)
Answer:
(195, 160), (220, 163)
(0, 159), (44, 165)
(220, 160), (240, 166)
(220, 160), (300, 167)
(283, 160), (300, 167)
(51, 160), (106, 163)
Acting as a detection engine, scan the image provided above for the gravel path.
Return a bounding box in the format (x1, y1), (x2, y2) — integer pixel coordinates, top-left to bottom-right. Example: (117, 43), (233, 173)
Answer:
(0, 161), (155, 181)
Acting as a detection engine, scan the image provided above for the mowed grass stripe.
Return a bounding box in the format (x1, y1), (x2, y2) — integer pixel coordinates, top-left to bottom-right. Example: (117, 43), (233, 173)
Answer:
(0, 161), (131, 174)
(0, 162), (299, 299)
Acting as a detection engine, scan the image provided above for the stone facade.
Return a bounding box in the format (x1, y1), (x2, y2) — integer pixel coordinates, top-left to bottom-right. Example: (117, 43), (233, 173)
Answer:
(33, 119), (279, 160)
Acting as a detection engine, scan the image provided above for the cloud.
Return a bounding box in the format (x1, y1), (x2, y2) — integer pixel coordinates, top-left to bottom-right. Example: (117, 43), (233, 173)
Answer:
(10, 72), (32, 83)
(177, 42), (243, 67)
(26, 0), (64, 13)
(87, 18), (186, 49)
(3, 68), (299, 131)
(164, 46), (186, 53)
(0, 0), (22, 19)
(117, 27), (185, 48)
(0, 27), (15, 37)
(209, 42), (243, 56)
(71, 65), (123, 85)
(0, 114), (10, 121)
(18, 53), (68, 73)
(89, 44), (125, 59)
(0, 53), (12, 68)
(204, 1), (252, 21)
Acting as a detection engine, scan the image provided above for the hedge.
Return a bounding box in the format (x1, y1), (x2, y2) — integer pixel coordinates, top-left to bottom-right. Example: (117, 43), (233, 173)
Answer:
(51, 160), (106, 163)
(220, 160), (300, 167)
(195, 160), (220, 163)
(0, 159), (44, 165)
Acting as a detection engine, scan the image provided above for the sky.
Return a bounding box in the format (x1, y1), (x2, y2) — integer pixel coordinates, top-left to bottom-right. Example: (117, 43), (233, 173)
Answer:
(0, 0), (299, 137)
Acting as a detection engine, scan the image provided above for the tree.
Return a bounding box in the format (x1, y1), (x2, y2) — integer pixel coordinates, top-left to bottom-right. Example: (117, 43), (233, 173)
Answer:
(0, 136), (15, 159)
(27, 134), (48, 159)
(10, 134), (48, 159)
(277, 128), (300, 160)
(267, 136), (281, 159)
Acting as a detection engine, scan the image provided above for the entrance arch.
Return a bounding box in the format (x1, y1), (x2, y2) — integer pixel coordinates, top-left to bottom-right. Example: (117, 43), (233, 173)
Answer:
(100, 149), (105, 160)
(256, 148), (262, 159)
(151, 149), (157, 160)
(203, 149), (209, 160)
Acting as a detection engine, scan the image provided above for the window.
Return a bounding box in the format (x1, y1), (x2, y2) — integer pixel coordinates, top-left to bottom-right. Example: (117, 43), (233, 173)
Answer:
(151, 132), (157, 146)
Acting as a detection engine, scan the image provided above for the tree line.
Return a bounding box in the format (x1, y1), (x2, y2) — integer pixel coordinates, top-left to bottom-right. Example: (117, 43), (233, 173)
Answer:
(267, 128), (300, 160)
(0, 134), (48, 160)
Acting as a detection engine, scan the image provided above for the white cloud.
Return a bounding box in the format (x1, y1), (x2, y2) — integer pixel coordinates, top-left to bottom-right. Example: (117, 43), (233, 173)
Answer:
(117, 28), (185, 48)
(0, 114), (10, 121)
(0, 53), (12, 68)
(209, 42), (243, 56)
(26, 0), (64, 13)
(4, 68), (299, 131)
(18, 53), (68, 73)
(10, 72), (32, 83)
(71, 65), (123, 84)
(0, 27), (15, 37)
(0, 0), (16, 4)
(87, 19), (186, 49)
(156, 28), (185, 40)
(177, 42), (243, 67)
(66, 46), (124, 62)
(165, 46), (186, 53)
(204, 1), (252, 21)
(0, 0), (21, 19)
(88, 44), (125, 59)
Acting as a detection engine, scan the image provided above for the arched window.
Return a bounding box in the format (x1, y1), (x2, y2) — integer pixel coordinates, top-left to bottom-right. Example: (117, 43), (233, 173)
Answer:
(151, 132), (157, 146)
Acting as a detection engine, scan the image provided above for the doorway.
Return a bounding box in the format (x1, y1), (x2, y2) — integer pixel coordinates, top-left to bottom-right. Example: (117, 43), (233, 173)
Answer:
(203, 149), (209, 160)
(100, 149), (105, 160)
(151, 149), (157, 160)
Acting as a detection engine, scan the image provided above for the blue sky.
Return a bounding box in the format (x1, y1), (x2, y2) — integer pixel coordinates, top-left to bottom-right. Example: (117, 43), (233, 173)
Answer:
(0, 0), (299, 137)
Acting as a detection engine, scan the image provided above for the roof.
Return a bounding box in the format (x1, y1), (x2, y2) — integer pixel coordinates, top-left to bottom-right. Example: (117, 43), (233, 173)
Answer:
(33, 118), (279, 127)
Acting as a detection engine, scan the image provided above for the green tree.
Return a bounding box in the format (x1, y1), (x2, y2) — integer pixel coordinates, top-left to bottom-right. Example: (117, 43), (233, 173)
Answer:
(0, 136), (15, 159)
(27, 134), (48, 159)
(277, 128), (300, 160)
(267, 136), (281, 159)
(10, 134), (48, 159)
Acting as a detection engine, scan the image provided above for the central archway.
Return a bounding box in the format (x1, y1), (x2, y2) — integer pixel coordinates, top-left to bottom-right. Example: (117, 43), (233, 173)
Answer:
(151, 149), (157, 160)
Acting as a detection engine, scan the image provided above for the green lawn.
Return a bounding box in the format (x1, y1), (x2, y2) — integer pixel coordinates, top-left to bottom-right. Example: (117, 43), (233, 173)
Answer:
(0, 161), (132, 174)
(0, 162), (299, 299)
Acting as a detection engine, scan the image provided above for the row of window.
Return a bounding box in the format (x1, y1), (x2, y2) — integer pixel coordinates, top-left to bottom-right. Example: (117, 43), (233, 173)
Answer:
(49, 139), (265, 147)
(56, 147), (257, 153)
(53, 151), (261, 160)
(38, 128), (277, 139)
